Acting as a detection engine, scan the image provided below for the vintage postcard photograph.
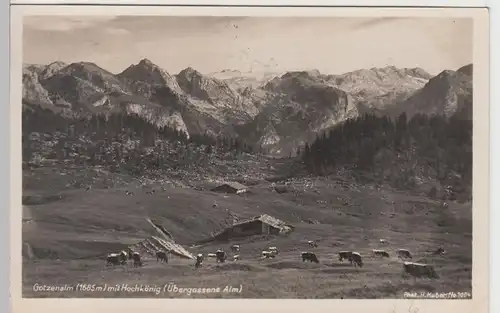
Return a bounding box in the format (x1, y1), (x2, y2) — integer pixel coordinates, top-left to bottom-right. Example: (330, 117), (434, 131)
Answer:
(10, 4), (489, 312)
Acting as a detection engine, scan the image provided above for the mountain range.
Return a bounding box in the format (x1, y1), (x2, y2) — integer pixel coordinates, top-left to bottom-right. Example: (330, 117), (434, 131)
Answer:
(22, 59), (473, 156)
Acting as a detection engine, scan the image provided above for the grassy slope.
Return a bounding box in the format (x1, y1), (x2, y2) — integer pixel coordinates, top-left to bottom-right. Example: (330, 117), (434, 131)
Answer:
(22, 158), (472, 298)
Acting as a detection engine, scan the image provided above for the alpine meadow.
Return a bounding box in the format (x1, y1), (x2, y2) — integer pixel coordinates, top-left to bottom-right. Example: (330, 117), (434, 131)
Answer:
(21, 15), (473, 299)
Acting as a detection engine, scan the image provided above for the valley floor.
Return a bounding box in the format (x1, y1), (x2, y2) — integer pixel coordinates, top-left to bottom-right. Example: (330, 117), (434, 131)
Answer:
(21, 160), (472, 299)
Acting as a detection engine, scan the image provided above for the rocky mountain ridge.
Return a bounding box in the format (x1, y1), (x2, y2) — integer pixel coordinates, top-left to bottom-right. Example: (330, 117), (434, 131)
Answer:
(22, 59), (473, 156)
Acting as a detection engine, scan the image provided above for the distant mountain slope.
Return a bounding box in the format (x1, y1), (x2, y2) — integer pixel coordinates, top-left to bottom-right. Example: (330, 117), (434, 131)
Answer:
(22, 60), (473, 155)
(238, 71), (359, 156)
(117, 58), (184, 95)
(208, 69), (283, 91)
(323, 66), (432, 113)
(457, 63), (473, 76)
(390, 68), (473, 119)
(22, 68), (58, 111)
(176, 67), (259, 120)
(22, 61), (188, 134)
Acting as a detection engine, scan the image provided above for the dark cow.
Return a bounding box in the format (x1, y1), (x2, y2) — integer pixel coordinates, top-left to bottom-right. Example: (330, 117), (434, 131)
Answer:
(373, 249), (390, 258)
(301, 252), (319, 263)
(106, 253), (120, 267)
(231, 244), (240, 253)
(215, 250), (226, 263)
(119, 251), (128, 264)
(132, 252), (142, 268)
(195, 253), (204, 269)
(307, 240), (318, 248)
(397, 249), (413, 259)
(156, 251), (169, 263)
(261, 250), (276, 259)
(127, 248), (134, 260)
(338, 251), (353, 262)
(432, 247), (446, 256)
(403, 262), (439, 279)
(350, 252), (363, 267)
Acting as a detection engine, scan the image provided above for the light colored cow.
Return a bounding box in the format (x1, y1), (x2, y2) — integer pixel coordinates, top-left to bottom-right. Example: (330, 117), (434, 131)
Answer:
(403, 262), (439, 279)
(268, 247), (279, 255)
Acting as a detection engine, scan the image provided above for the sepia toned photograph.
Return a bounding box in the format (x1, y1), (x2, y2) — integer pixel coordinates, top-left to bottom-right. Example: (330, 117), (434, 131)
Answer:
(14, 5), (489, 305)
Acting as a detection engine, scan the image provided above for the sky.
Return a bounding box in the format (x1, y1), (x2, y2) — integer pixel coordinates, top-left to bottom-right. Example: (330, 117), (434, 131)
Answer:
(22, 16), (473, 76)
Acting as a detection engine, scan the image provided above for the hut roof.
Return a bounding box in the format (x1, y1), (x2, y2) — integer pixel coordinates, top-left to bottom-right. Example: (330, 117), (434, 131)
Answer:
(203, 214), (294, 243)
(232, 214), (292, 230)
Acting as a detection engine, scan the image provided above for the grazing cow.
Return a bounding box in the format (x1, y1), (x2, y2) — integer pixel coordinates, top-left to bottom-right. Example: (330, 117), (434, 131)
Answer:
(397, 249), (413, 259)
(308, 240), (318, 248)
(261, 250), (275, 259)
(195, 253), (204, 269)
(207, 253), (217, 259)
(432, 247), (446, 256)
(379, 239), (388, 244)
(215, 250), (227, 263)
(132, 252), (142, 268)
(233, 254), (240, 261)
(372, 249), (390, 258)
(231, 244), (240, 253)
(156, 251), (169, 263)
(119, 251), (128, 264)
(301, 252), (319, 263)
(106, 253), (120, 267)
(268, 247), (279, 255)
(338, 251), (353, 262)
(403, 262), (439, 279)
(127, 248), (134, 260)
(125, 191), (134, 196)
(350, 252), (363, 267)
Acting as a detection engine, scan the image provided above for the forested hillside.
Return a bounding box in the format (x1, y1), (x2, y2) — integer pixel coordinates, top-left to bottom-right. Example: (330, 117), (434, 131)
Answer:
(301, 112), (472, 201)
